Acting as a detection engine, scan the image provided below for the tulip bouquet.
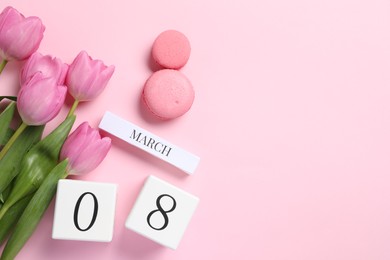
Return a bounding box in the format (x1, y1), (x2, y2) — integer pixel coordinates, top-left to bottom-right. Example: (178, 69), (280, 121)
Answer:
(0, 6), (114, 259)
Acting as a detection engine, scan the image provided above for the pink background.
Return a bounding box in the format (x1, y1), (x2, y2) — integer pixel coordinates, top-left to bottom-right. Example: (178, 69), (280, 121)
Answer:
(1, 0), (390, 259)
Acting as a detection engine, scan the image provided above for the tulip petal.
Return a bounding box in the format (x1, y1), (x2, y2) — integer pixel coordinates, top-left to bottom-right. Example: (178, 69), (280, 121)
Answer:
(60, 122), (111, 174)
(21, 52), (68, 86)
(70, 137), (111, 174)
(60, 122), (89, 162)
(66, 51), (114, 101)
(0, 7), (24, 34)
(0, 7), (44, 61)
(17, 73), (66, 125)
(1, 17), (44, 60)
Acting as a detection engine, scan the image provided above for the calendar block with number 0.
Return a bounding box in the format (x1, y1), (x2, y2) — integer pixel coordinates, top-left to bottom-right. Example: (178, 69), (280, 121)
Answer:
(52, 179), (117, 242)
(125, 175), (199, 249)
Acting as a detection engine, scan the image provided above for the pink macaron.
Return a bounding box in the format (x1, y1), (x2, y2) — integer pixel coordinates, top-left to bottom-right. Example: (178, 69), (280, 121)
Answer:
(152, 30), (191, 69)
(143, 69), (195, 120)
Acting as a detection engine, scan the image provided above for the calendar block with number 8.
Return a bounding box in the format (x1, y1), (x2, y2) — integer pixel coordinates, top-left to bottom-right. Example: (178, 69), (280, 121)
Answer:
(125, 175), (199, 249)
(52, 179), (117, 242)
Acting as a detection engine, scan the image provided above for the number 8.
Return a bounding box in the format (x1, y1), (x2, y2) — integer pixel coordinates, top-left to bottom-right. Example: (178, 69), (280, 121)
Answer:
(147, 194), (176, 231)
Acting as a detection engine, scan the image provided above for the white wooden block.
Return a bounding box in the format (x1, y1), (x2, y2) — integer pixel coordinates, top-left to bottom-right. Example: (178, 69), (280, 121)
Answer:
(125, 175), (199, 249)
(52, 179), (117, 242)
(99, 112), (200, 175)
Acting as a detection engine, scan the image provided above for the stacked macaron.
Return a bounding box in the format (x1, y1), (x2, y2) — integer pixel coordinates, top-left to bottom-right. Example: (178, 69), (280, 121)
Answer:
(143, 30), (194, 120)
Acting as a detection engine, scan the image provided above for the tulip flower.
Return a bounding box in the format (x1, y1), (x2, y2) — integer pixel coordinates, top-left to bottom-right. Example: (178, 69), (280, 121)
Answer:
(0, 72), (66, 160)
(17, 72), (66, 126)
(65, 51), (114, 115)
(20, 52), (68, 86)
(60, 122), (111, 174)
(0, 6), (45, 73)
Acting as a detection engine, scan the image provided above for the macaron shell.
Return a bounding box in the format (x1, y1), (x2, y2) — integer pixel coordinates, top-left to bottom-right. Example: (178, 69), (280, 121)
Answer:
(143, 69), (195, 119)
(152, 30), (191, 69)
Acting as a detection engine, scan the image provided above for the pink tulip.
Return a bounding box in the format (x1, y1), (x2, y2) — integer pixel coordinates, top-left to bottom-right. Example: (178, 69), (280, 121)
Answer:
(65, 51), (115, 101)
(60, 122), (111, 174)
(20, 52), (68, 86)
(0, 6), (45, 61)
(17, 73), (66, 125)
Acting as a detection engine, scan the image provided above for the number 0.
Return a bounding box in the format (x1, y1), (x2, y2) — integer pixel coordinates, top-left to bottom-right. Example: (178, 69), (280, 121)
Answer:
(73, 192), (99, 232)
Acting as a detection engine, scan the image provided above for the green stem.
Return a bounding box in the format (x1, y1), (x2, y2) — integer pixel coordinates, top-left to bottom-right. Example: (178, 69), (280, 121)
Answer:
(0, 201), (10, 220)
(0, 122), (27, 161)
(0, 60), (8, 75)
(67, 100), (79, 118)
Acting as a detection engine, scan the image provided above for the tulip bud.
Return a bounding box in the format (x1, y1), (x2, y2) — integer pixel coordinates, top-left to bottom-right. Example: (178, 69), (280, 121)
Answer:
(0, 6), (45, 61)
(65, 51), (115, 101)
(20, 52), (68, 86)
(17, 73), (66, 125)
(60, 122), (111, 174)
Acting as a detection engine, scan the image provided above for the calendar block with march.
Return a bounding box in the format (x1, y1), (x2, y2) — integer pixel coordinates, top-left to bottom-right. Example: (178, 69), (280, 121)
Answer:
(125, 175), (199, 249)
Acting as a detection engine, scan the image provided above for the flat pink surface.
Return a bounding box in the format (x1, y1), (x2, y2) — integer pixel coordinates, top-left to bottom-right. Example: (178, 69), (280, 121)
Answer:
(1, 0), (390, 259)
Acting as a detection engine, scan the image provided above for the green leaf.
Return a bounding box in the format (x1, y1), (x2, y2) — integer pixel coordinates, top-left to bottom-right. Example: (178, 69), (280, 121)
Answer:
(0, 102), (17, 146)
(0, 194), (32, 246)
(0, 184), (12, 207)
(0, 160), (68, 259)
(0, 128), (14, 146)
(0, 125), (44, 194)
(0, 115), (75, 219)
